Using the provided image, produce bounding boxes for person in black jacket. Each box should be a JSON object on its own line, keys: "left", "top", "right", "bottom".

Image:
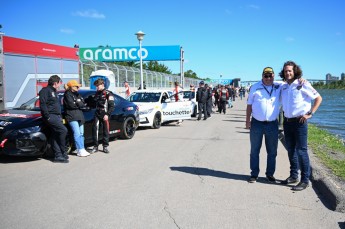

{"left": 63, "top": 80, "right": 90, "bottom": 157}
{"left": 196, "top": 81, "right": 208, "bottom": 121}
{"left": 90, "top": 78, "right": 115, "bottom": 154}
{"left": 39, "top": 75, "right": 68, "bottom": 163}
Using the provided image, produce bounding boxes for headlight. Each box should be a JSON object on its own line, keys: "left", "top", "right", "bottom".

{"left": 139, "top": 108, "right": 154, "bottom": 115}
{"left": 10, "top": 126, "right": 41, "bottom": 137}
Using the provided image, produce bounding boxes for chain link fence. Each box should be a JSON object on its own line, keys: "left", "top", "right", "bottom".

{"left": 80, "top": 60, "right": 199, "bottom": 92}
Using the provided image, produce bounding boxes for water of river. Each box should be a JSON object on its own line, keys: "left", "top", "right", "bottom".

{"left": 310, "top": 89, "right": 345, "bottom": 141}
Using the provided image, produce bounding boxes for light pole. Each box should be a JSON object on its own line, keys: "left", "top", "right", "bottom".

{"left": 135, "top": 31, "right": 145, "bottom": 90}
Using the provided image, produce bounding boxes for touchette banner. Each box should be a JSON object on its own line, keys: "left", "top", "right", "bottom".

{"left": 79, "top": 45, "right": 181, "bottom": 62}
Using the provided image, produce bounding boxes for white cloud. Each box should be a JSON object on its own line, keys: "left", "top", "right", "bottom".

{"left": 285, "top": 37, "right": 295, "bottom": 42}
{"left": 60, "top": 28, "right": 75, "bottom": 34}
{"left": 73, "top": 10, "right": 105, "bottom": 19}
{"left": 248, "top": 4, "right": 260, "bottom": 10}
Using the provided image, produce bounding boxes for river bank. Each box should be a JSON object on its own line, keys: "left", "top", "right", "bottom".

{"left": 309, "top": 89, "right": 345, "bottom": 142}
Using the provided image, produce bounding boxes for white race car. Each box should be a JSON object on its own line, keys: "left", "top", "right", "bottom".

{"left": 128, "top": 90, "right": 192, "bottom": 129}
{"left": 182, "top": 89, "right": 198, "bottom": 117}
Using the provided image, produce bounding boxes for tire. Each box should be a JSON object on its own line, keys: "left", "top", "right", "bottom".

{"left": 152, "top": 112, "right": 162, "bottom": 129}
{"left": 43, "top": 133, "right": 73, "bottom": 158}
{"left": 120, "top": 117, "right": 136, "bottom": 139}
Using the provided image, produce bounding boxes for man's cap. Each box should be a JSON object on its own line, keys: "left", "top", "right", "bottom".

{"left": 67, "top": 80, "right": 81, "bottom": 88}
{"left": 199, "top": 81, "right": 205, "bottom": 85}
{"left": 263, "top": 67, "right": 274, "bottom": 74}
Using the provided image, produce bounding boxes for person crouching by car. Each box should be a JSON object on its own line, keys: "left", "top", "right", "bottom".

{"left": 39, "top": 75, "right": 69, "bottom": 163}
{"left": 63, "top": 80, "right": 90, "bottom": 157}
{"left": 90, "top": 78, "right": 115, "bottom": 154}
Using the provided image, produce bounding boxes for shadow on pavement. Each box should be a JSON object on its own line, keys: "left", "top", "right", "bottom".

{"left": 223, "top": 119, "right": 245, "bottom": 122}
{"left": 0, "top": 155, "right": 41, "bottom": 164}
{"left": 170, "top": 166, "right": 248, "bottom": 181}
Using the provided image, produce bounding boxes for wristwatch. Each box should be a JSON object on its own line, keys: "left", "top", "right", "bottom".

{"left": 307, "top": 111, "right": 315, "bottom": 116}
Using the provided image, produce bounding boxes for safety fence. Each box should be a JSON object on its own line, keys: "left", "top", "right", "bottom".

{"left": 80, "top": 60, "right": 200, "bottom": 90}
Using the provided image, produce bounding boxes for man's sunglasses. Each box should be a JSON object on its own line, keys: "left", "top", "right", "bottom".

{"left": 263, "top": 74, "right": 273, "bottom": 79}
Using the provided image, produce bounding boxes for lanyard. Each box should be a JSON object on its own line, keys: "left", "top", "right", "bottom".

{"left": 262, "top": 84, "right": 274, "bottom": 97}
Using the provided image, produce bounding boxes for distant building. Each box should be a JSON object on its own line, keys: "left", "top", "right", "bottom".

{"left": 341, "top": 73, "right": 345, "bottom": 81}
{"left": 326, "top": 73, "right": 339, "bottom": 84}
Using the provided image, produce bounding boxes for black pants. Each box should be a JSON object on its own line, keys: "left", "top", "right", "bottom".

{"left": 46, "top": 114, "right": 68, "bottom": 158}
{"left": 198, "top": 102, "right": 208, "bottom": 120}
{"left": 207, "top": 99, "right": 213, "bottom": 117}
{"left": 219, "top": 101, "right": 227, "bottom": 114}
{"left": 92, "top": 116, "right": 110, "bottom": 147}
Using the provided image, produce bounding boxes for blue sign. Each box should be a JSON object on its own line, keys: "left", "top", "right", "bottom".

{"left": 80, "top": 45, "right": 181, "bottom": 61}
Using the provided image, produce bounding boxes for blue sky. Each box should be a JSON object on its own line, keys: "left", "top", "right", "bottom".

{"left": 2, "top": 0, "right": 345, "bottom": 81}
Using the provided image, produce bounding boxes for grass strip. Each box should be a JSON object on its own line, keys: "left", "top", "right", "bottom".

{"left": 308, "top": 124, "right": 345, "bottom": 179}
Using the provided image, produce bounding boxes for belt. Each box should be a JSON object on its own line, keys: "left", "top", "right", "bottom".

{"left": 284, "top": 116, "right": 302, "bottom": 122}
{"left": 253, "top": 118, "right": 276, "bottom": 123}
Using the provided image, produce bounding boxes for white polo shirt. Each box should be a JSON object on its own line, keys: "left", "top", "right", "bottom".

{"left": 247, "top": 81, "right": 283, "bottom": 121}
{"left": 281, "top": 79, "right": 319, "bottom": 118}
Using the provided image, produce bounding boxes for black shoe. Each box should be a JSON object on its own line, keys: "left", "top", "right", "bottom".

{"left": 90, "top": 146, "right": 98, "bottom": 154}
{"left": 53, "top": 157, "right": 69, "bottom": 163}
{"left": 281, "top": 177, "right": 299, "bottom": 185}
{"left": 203, "top": 118, "right": 207, "bottom": 120}
{"left": 197, "top": 118, "right": 201, "bottom": 121}
{"left": 63, "top": 154, "right": 69, "bottom": 160}
{"left": 248, "top": 176, "right": 257, "bottom": 183}
{"left": 266, "top": 175, "right": 277, "bottom": 183}
{"left": 291, "top": 182, "right": 309, "bottom": 191}
{"left": 103, "top": 147, "right": 110, "bottom": 154}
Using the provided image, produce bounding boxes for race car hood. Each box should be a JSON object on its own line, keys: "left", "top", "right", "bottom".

{"left": 0, "top": 109, "right": 42, "bottom": 130}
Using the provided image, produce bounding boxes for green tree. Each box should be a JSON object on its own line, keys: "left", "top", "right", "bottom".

{"left": 143, "top": 61, "right": 172, "bottom": 74}
{"left": 184, "top": 70, "right": 198, "bottom": 79}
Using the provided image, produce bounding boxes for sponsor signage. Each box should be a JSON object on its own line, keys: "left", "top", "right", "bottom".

{"left": 3, "top": 36, "right": 79, "bottom": 60}
{"left": 79, "top": 45, "right": 181, "bottom": 62}
{"left": 207, "top": 79, "right": 233, "bottom": 85}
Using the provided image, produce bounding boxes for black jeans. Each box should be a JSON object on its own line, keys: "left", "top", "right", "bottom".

{"left": 198, "top": 102, "right": 208, "bottom": 120}
{"left": 92, "top": 116, "right": 110, "bottom": 147}
{"left": 46, "top": 114, "right": 68, "bottom": 158}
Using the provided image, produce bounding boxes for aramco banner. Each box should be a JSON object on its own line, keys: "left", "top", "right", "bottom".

{"left": 79, "top": 45, "right": 181, "bottom": 62}
{"left": 207, "top": 79, "right": 233, "bottom": 85}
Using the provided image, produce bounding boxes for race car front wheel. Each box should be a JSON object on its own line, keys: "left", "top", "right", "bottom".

{"left": 121, "top": 117, "right": 136, "bottom": 139}
{"left": 152, "top": 112, "right": 162, "bottom": 129}
{"left": 43, "top": 134, "right": 73, "bottom": 158}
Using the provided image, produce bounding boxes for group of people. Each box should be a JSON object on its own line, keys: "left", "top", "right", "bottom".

{"left": 246, "top": 61, "right": 322, "bottom": 191}
{"left": 39, "top": 75, "right": 115, "bottom": 163}
{"left": 195, "top": 82, "right": 241, "bottom": 120}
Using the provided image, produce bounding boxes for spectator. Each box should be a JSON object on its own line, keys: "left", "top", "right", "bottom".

{"left": 39, "top": 75, "right": 68, "bottom": 163}
{"left": 124, "top": 81, "right": 131, "bottom": 98}
{"left": 279, "top": 61, "right": 322, "bottom": 191}
{"left": 196, "top": 81, "right": 208, "bottom": 120}
{"left": 246, "top": 67, "right": 281, "bottom": 183}
{"left": 63, "top": 80, "right": 90, "bottom": 157}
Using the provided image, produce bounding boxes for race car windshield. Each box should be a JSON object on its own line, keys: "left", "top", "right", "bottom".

{"left": 130, "top": 92, "right": 161, "bottom": 102}
{"left": 14, "top": 97, "right": 41, "bottom": 111}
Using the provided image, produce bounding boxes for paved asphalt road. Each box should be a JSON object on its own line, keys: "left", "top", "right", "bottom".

{"left": 1, "top": 98, "right": 344, "bottom": 229}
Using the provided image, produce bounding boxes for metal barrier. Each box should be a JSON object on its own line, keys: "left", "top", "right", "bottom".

{"left": 80, "top": 60, "right": 200, "bottom": 92}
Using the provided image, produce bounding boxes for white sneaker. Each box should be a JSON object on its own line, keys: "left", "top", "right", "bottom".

{"left": 77, "top": 149, "right": 90, "bottom": 157}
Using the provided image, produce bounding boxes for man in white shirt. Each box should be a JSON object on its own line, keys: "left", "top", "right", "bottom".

{"left": 246, "top": 67, "right": 282, "bottom": 183}
{"left": 279, "top": 61, "right": 322, "bottom": 191}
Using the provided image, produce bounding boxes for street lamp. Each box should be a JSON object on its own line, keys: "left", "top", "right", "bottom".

{"left": 135, "top": 30, "right": 145, "bottom": 90}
